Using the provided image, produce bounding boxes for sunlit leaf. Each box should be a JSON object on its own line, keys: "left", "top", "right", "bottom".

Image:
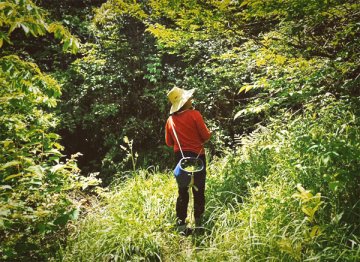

{"left": 4, "top": 173, "right": 22, "bottom": 181}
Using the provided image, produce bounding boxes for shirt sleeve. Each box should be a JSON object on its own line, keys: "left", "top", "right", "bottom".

{"left": 165, "top": 118, "right": 174, "bottom": 147}
{"left": 194, "top": 111, "right": 211, "bottom": 142}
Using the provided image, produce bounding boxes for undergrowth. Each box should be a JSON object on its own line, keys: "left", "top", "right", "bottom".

{"left": 61, "top": 97, "right": 360, "bottom": 261}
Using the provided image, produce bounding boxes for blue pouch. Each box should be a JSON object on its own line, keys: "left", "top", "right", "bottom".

{"left": 174, "top": 157, "right": 204, "bottom": 188}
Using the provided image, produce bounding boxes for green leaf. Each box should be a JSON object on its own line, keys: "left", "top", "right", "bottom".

{"left": 234, "top": 110, "right": 243, "bottom": 119}
{"left": 62, "top": 38, "right": 70, "bottom": 51}
{"left": 9, "top": 22, "right": 19, "bottom": 34}
{"left": 239, "top": 84, "right": 253, "bottom": 93}
{"left": 310, "top": 225, "right": 321, "bottom": 238}
{"left": 50, "top": 164, "right": 65, "bottom": 174}
{"left": 4, "top": 173, "right": 22, "bottom": 181}
{"left": 329, "top": 181, "right": 340, "bottom": 191}
{"left": 0, "top": 209, "right": 11, "bottom": 217}
{"left": 26, "top": 165, "right": 44, "bottom": 177}
{"left": 20, "top": 23, "right": 29, "bottom": 34}
{"left": 54, "top": 213, "right": 70, "bottom": 227}
{"left": 0, "top": 160, "right": 21, "bottom": 171}
{"left": 0, "top": 185, "right": 12, "bottom": 190}
{"left": 69, "top": 208, "right": 79, "bottom": 220}
{"left": 29, "top": 180, "right": 42, "bottom": 186}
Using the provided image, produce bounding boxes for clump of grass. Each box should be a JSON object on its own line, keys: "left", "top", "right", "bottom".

{"left": 199, "top": 97, "right": 360, "bottom": 261}
{"left": 61, "top": 171, "right": 198, "bottom": 261}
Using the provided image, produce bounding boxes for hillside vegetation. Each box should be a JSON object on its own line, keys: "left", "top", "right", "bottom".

{"left": 63, "top": 98, "right": 360, "bottom": 261}
{"left": 1, "top": 0, "right": 359, "bottom": 261}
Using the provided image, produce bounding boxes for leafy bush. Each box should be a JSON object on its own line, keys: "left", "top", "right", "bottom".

{"left": 0, "top": 1, "right": 97, "bottom": 260}
{"left": 0, "top": 54, "right": 99, "bottom": 261}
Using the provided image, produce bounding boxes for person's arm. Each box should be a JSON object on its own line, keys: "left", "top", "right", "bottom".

{"left": 165, "top": 118, "right": 174, "bottom": 147}
{"left": 194, "top": 111, "right": 211, "bottom": 143}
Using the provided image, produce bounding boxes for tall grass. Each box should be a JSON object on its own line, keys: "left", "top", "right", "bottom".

{"left": 61, "top": 170, "right": 200, "bottom": 261}
{"left": 62, "top": 97, "right": 360, "bottom": 261}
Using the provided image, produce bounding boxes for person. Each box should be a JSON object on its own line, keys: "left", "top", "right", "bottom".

{"left": 165, "top": 87, "right": 211, "bottom": 234}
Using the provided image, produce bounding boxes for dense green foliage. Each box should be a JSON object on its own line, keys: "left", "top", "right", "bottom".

{"left": 0, "top": 0, "right": 98, "bottom": 260}
{"left": 57, "top": 16, "right": 168, "bottom": 180}
{"left": 60, "top": 0, "right": 359, "bottom": 260}
{"left": 1, "top": 0, "right": 359, "bottom": 260}
{"left": 63, "top": 98, "right": 360, "bottom": 260}
{"left": 58, "top": 0, "right": 359, "bottom": 182}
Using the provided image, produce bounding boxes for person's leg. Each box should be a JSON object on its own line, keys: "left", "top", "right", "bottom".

{"left": 192, "top": 154, "right": 206, "bottom": 226}
{"left": 175, "top": 151, "right": 189, "bottom": 225}
{"left": 174, "top": 151, "right": 206, "bottom": 227}
{"left": 176, "top": 187, "right": 189, "bottom": 225}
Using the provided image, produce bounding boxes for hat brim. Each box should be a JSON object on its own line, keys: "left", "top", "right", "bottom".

{"left": 169, "top": 88, "right": 195, "bottom": 114}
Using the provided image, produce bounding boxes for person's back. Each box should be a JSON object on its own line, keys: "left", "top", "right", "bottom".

{"left": 165, "top": 87, "right": 211, "bottom": 235}
{"left": 165, "top": 109, "right": 210, "bottom": 155}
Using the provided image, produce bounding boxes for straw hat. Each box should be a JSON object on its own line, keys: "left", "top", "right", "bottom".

{"left": 167, "top": 87, "right": 195, "bottom": 114}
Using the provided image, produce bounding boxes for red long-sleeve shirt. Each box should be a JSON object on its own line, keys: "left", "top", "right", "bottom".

{"left": 165, "top": 109, "right": 211, "bottom": 155}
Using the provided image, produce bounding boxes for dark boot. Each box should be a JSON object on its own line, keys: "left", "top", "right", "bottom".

{"left": 195, "top": 216, "right": 202, "bottom": 227}
{"left": 194, "top": 216, "right": 204, "bottom": 235}
{"left": 175, "top": 220, "right": 192, "bottom": 236}
{"left": 177, "top": 223, "right": 186, "bottom": 233}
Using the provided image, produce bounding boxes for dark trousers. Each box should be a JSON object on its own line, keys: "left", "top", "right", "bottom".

{"left": 175, "top": 151, "right": 206, "bottom": 224}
